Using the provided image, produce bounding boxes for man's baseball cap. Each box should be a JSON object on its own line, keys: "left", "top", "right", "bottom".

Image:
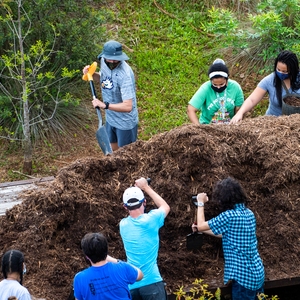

{"left": 123, "top": 187, "right": 145, "bottom": 210}
{"left": 97, "top": 40, "right": 129, "bottom": 61}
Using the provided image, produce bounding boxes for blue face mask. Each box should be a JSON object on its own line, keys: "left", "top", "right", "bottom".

{"left": 276, "top": 70, "right": 289, "bottom": 80}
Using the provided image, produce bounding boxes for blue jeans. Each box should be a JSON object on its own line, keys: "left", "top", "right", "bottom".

{"left": 130, "top": 281, "right": 167, "bottom": 300}
{"left": 231, "top": 280, "right": 264, "bottom": 300}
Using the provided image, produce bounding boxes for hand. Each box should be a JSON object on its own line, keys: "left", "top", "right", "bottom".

{"left": 197, "top": 193, "right": 208, "bottom": 203}
{"left": 92, "top": 98, "right": 105, "bottom": 109}
{"left": 135, "top": 177, "right": 149, "bottom": 190}
{"left": 83, "top": 65, "right": 90, "bottom": 75}
{"left": 192, "top": 223, "right": 198, "bottom": 232}
{"left": 230, "top": 113, "right": 243, "bottom": 124}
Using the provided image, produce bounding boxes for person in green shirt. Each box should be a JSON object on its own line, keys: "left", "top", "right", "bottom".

{"left": 187, "top": 59, "right": 244, "bottom": 124}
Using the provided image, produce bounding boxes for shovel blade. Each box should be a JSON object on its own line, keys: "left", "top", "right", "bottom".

{"left": 96, "top": 126, "right": 112, "bottom": 155}
{"left": 186, "top": 232, "right": 203, "bottom": 250}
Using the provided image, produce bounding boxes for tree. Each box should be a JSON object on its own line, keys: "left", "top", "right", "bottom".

{"left": 0, "top": 0, "right": 78, "bottom": 174}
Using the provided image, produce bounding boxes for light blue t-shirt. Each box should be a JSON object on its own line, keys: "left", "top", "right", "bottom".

{"left": 120, "top": 209, "right": 165, "bottom": 290}
{"left": 73, "top": 261, "right": 138, "bottom": 300}
{"left": 100, "top": 58, "right": 138, "bottom": 130}
{"left": 258, "top": 72, "right": 300, "bottom": 116}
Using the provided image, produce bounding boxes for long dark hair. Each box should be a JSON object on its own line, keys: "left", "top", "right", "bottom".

{"left": 273, "top": 50, "right": 300, "bottom": 106}
{"left": 212, "top": 177, "right": 248, "bottom": 212}
{"left": 1, "top": 249, "right": 25, "bottom": 285}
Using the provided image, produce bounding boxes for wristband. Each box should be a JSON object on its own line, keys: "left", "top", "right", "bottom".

{"left": 195, "top": 202, "right": 204, "bottom": 207}
{"left": 104, "top": 102, "right": 110, "bottom": 109}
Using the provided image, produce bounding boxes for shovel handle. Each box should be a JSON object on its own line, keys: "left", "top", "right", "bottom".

{"left": 96, "top": 107, "right": 103, "bottom": 127}
{"left": 89, "top": 80, "right": 97, "bottom": 99}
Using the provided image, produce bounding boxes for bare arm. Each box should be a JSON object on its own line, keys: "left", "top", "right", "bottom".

{"left": 230, "top": 87, "right": 267, "bottom": 124}
{"left": 187, "top": 104, "right": 200, "bottom": 125}
{"left": 135, "top": 267, "right": 144, "bottom": 281}
{"left": 135, "top": 177, "right": 170, "bottom": 217}
{"left": 191, "top": 193, "right": 222, "bottom": 238}
{"left": 92, "top": 98, "right": 133, "bottom": 112}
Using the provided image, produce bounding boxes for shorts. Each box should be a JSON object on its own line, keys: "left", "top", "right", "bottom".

{"left": 130, "top": 281, "right": 167, "bottom": 300}
{"left": 105, "top": 122, "right": 138, "bottom": 147}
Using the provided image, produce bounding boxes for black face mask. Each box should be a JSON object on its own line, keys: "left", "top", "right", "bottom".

{"left": 211, "top": 84, "right": 227, "bottom": 93}
{"left": 104, "top": 59, "right": 120, "bottom": 70}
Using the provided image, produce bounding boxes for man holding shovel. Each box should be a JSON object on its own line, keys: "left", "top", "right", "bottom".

{"left": 120, "top": 177, "right": 170, "bottom": 300}
{"left": 83, "top": 40, "right": 138, "bottom": 151}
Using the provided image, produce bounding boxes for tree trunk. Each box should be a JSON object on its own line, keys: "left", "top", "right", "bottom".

{"left": 23, "top": 99, "right": 32, "bottom": 175}
{"left": 18, "top": 0, "right": 32, "bottom": 175}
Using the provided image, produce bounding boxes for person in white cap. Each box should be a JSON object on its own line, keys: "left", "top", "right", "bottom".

{"left": 187, "top": 58, "right": 244, "bottom": 124}
{"left": 119, "top": 177, "right": 170, "bottom": 300}
{"left": 83, "top": 40, "right": 138, "bottom": 151}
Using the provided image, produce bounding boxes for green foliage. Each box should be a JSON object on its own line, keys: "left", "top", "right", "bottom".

{"left": 198, "top": 0, "right": 300, "bottom": 72}
{"left": 200, "top": 6, "right": 238, "bottom": 36}
{"left": 174, "top": 278, "right": 279, "bottom": 300}
{"left": 258, "top": 293, "right": 280, "bottom": 300}
{"left": 0, "top": 0, "right": 107, "bottom": 144}
{"left": 248, "top": 0, "right": 300, "bottom": 61}
{"left": 174, "top": 279, "right": 221, "bottom": 300}
{"left": 0, "top": 0, "right": 108, "bottom": 70}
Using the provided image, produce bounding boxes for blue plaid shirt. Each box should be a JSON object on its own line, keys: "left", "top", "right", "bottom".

{"left": 208, "top": 203, "right": 265, "bottom": 290}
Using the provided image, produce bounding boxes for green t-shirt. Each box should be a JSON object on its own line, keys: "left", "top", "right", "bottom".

{"left": 189, "top": 79, "right": 244, "bottom": 124}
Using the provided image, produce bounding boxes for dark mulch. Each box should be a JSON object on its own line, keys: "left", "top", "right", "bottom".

{"left": 1, "top": 114, "right": 300, "bottom": 299}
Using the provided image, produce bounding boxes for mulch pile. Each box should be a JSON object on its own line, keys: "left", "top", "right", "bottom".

{"left": 1, "top": 114, "right": 300, "bottom": 299}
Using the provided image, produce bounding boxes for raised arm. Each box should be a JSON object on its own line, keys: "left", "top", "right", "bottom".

{"left": 135, "top": 177, "right": 170, "bottom": 217}
{"left": 191, "top": 193, "right": 222, "bottom": 238}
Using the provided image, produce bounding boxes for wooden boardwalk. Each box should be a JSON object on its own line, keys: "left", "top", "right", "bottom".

{"left": 0, "top": 176, "right": 54, "bottom": 216}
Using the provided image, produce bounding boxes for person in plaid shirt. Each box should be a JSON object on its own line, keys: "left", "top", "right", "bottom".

{"left": 192, "top": 177, "right": 265, "bottom": 300}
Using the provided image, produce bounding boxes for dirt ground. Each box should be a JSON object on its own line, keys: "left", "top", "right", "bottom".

{"left": 1, "top": 114, "right": 300, "bottom": 299}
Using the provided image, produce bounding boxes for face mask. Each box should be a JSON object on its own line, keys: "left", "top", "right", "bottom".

{"left": 23, "top": 263, "right": 26, "bottom": 275}
{"left": 276, "top": 70, "right": 289, "bottom": 80}
{"left": 211, "top": 84, "right": 227, "bottom": 93}
{"left": 104, "top": 59, "right": 120, "bottom": 70}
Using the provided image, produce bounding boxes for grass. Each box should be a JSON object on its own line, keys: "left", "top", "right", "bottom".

{"left": 103, "top": 0, "right": 268, "bottom": 140}
{"left": 1, "top": 0, "right": 269, "bottom": 181}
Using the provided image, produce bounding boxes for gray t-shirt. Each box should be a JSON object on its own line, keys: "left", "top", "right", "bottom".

{"left": 100, "top": 58, "right": 138, "bottom": 130}
{"left": 258, "top": 72, "right": 300, "bottom": 116}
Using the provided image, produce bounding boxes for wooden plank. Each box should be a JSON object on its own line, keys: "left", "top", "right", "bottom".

{"left": 0, "top": 183, "right": 37, "bottom": 216}
{"left": 0, "top": 176, "right": 54, "bottom": 216}
{"left": 265, "top": 277, "right": 300, "bottom": 289}
{"left": 0, "top": 176, "right": 54, "bottom": 188}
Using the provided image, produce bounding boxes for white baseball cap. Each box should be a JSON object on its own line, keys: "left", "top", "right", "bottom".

{"left": 123, "top": 187, "right": 145, "bottom": 210}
